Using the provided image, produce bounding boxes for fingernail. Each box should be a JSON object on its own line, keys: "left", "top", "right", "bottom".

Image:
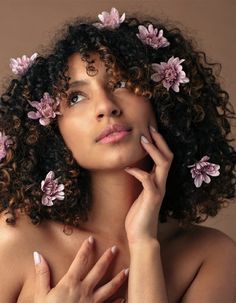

{"left": 33, "top": 251, "right": 41, "bottom": 265}
{"left": 124, "top": 267, "right": 129, "bottom": 276}
{"left": 88, "top": 235, "right": 94, "bottom": 244}
{"left": 141, "top": 135, "right": 149, "bottom": 143}
{"left": 111, "top": 245, "right": 117, "bottom": 254}
{"left": 149, "top": 125, "right": 157, "bottom": 132}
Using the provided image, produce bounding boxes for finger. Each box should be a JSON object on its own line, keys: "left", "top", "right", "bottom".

{"left": 124, "top": 168, "right": 160, "bottom": 202}
{"left": 149, "top": 125, "right": 174, "bottom": 158}
{"left": 63, "top": 236, "right": 94, "bottom": 284}
{"left": 94, "top": 268, "right": 129, "bottom": 302}
{"left": 125, "top": 165, "right": 168, "bottom": 199}
{"left": 140, "top": 134, "right": 173, "bottom": 188}
{"left": 140, "top": 134, "right": 166, "bottom": 167}
{"left": 33, "top": 251, "right": 51, "bottom": 299}
{"left": 84, "top": 246, "right": 118, "bottom": 290}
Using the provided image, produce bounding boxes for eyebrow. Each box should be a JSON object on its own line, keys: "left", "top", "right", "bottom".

{"left": 68, "top": 80, "right": 90, "bottom": 89}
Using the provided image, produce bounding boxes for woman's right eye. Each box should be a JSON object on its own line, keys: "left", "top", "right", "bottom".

{"left": 67, "top": 91, "right": 86, "bottom": 105}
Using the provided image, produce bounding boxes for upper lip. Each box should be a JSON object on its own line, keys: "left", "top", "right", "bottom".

{"left": 96, "top": 123, "right": 132, "bottom": 142}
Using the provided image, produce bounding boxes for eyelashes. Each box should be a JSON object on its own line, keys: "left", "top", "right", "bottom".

{"left": 67, "top": 80, "right": 127, "bottom": 106}
{"left": 113, "top": 80, "right": 126, "bottom": 89}
{"left": 67, "top": 91, "right": 86, "bottom": 105}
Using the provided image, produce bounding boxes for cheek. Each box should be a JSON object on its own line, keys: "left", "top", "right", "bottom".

{"left": 133, "top": 99, "right": 157, "bottom": 126}
{"left": 58, "top": 115, "right": 89, "bottom": 154}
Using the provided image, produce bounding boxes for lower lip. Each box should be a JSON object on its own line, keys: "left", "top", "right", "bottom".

{"left": 98, "top": 131, "right": 131, "bottom": 144}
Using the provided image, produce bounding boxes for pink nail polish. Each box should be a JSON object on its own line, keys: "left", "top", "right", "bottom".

{"left": 88, "top": 235, "right": 94, "bottom": 244}
{"left": 141, "top": 135, "right": 149, "bottom": 143}
{"left": 149, "top": 125, "right": 157, "bottom": 132}
{"left": 111, "top": 245, "right": 117, "bottom": 254}
{"left": 33, "top": 251, "right": 41, "bottom": 265}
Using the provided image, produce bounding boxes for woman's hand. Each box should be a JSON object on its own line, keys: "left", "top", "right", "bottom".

{"left": 124, "top": 125, "right": 174, "bottom": 245}
{"left": 33, "top": 236, "right": 128, "bottom": 303}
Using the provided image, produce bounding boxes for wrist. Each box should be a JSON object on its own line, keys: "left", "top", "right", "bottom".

{"left": 128, "top": 237, "right": 160, "bottom": 253}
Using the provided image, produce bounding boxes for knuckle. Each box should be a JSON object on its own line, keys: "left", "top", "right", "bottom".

{"left": 142, "top": 172, "right": 151, "bottom": 181}
{"left": 65, "top": 273, "right": 79, "bottom": 287}
{"left": 81, "top": 280, "right": 92, "bottom": 296}
{"left": 36, "top": 267, "right": 48, "bottom": 276}
{"left": 78, "top": 251, "right": 89, "bottom": 265}
{"left": 162, "top": 158, "right": 171, "bottom": 167}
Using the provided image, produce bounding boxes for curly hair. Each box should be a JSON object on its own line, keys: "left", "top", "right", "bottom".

{"left": 0, "top": 13, "right": 235, "bottom": 231}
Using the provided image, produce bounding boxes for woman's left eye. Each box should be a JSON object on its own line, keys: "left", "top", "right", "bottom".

{"left": 67, "top": 91, "right": 86, "bottom": 105}
{"left": 114, "top": 81, "right": 126, "bottom": 89}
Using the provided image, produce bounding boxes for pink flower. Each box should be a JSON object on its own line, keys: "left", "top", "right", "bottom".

{"left": 151, "top": 56, "right": 189, "bottom": 92}
{"left": 187, "top": 155, "right": 220, "bottom": 188}
{"left": 9, "top": 53, "right": 38, "bottom": 75}
{"left": 136, "top": 24, "right": 170, "bottom": 49}
{"left": 27, "top": 92, "right": 62, "bottom": 126}
{"left": 0, "top": 131, "right": 13, "bottom": 162}
{"left": 93, "top": 7, "right": 125, "bottom": 29}
{"left": 41, "top": 171, "right": 65, "bottom": 206}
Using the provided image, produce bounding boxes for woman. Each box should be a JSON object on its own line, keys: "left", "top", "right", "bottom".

{"left": 0, "top": 7, "right": 236, "bottom": 303}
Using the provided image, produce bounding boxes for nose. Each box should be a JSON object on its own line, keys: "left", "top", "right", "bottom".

{"left": 95, "top": 90, "right": 122, "bottom": 120}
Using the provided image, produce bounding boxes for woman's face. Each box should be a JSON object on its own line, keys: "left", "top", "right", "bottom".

{"left": 57, "top": 52, "right": 158, "bottom": 171}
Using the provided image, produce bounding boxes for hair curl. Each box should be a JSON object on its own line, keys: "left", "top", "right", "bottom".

{"left": 0, "top": 13, "right": 236, "bottom": 231}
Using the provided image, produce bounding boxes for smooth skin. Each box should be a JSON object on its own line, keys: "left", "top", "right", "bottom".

{"left": 34, "top": 236, "right": 128, "bottom": 303}
{"left": 33, "top": 125, "right": 173, "bottom": 302}
{"left": 32, "top": 124, "right": 236, "bottom": 303}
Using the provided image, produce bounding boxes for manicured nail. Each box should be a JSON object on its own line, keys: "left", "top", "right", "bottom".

{"left": 88, "top": 235, "right": 94, "bottom": 244}
{"left": 149, "top": 125, "right": 157, "bottom": 132}
{"left": 111, "top": 245, "right": 117, "bottom": 254}
{"left": 33, "top": 251, "right": 41, "bottom": 265}
{"left": 124, "top": 267, "right": 129, "bottom": 276}
{"left": 141, "top": 135, "right": 149, "bottom": 143}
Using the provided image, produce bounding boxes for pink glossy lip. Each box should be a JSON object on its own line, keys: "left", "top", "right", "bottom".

{"left": 98, "top": 130, "right": 131, "bottom": 144}
{"left": 96, "top": 123, "right": 132, "bottom": 142}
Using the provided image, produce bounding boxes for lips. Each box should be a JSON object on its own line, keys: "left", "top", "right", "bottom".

{"left": 96, "top": 123, "right": 132, "bottom": 142}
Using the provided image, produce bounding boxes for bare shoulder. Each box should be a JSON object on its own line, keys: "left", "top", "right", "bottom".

{"left": 189, "top": 224, "right": 236, "bottom": 254}
{"left": 179, "top": 224, "right": 236, "bottom": 303}
{"left": 0, "top": 211, "right": 31, "bottom": 302}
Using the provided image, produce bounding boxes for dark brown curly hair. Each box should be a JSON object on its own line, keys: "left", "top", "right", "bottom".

{"left": 0, "top": 12, "right": 235, "bottom": 231}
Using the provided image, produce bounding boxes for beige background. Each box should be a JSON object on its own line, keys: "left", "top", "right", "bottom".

{"left": 0, "top": 0, "right": 235, "bottom": 240}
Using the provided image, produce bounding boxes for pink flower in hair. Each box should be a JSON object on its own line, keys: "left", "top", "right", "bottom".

{"left": 9, "top": 53, "right": 38, "bottom": 75}
{"left": 187, "top": 155, "right": 220, "bottom": 188}
{"left": 0, "top": 131, "right": 13, "bottom": 162}
{"left": 27, "top": 92, "right": 62, "bottom": 126}
{"left": 151, "top": 56, "right": 189, "bottom": 92}
{"left": 41, "top": 171, "right": 65, "bottom": 206}
{"left": 93, "top": 7, "right": 125, "bottom": 29}
{"left": 136, "top": 24, "right": 170, "bottom": 49}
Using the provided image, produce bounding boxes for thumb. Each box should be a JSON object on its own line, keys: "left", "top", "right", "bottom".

{"left": 33, "top": 251, "right": 51, "bottom": 298}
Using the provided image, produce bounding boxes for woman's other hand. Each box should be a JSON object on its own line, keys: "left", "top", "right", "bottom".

{"left": 124, "top": 125, "right": 174, "bottom": 245}
{"left": 33, "top": 236, "right": 128, "bottom": 303}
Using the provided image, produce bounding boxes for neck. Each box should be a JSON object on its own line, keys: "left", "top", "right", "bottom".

{"left": 78, "top": 155, "right": 180, "bottom": 245}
